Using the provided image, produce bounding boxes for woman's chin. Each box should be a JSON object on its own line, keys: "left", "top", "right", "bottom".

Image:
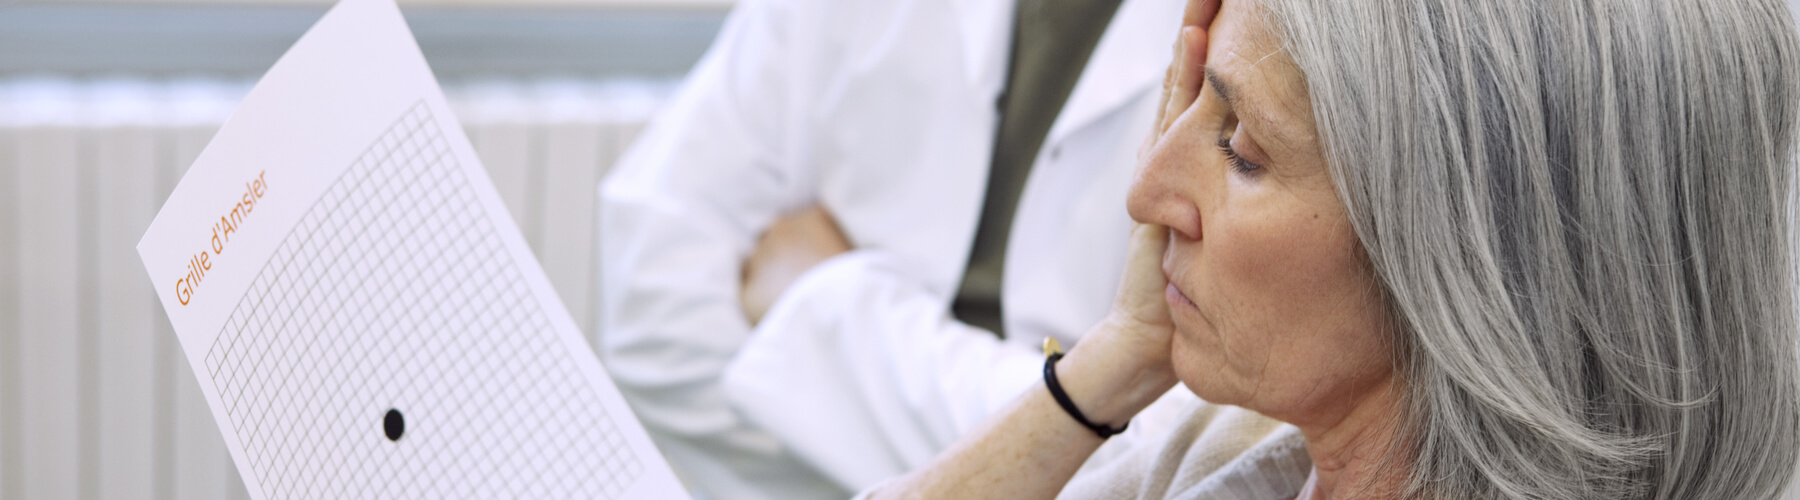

{"left": 1168, "top": 330, "right": 1241, "bottom": 406}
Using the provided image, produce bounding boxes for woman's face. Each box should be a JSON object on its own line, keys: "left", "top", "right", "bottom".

{"left": 1127, "top": 0, "right": 1395, "bottom": 428}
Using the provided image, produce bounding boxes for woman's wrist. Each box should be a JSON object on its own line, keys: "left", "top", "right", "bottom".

{"left": 1052, "top": 317, "right": 1179, "bottom": 428}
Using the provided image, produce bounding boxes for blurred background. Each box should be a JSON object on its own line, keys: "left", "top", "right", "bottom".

{"left": 8, "top": 1, "right": 1800, "bottom": 500}
{"left": 1, "top": 0, "right": 726, "bottom": 498}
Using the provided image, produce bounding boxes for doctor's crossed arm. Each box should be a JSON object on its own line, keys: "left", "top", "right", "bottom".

{"left": 596, "top": 0, "right": 858, "bottom": 496}
{"left": 740, "top": 206, "right": 850, "bottom": 325}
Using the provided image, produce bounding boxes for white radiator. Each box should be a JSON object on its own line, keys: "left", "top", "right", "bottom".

{"left": 0, "top": 76, "right": 666, "bottom": 500}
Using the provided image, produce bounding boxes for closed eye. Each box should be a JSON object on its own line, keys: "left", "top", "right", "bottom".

{"left": 1217, "top": 136, "right": 1261, "bottom": 175}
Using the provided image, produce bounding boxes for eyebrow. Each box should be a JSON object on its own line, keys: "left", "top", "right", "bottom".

{"left": 1205, "top": 66, "right": 1240, "bottom": 110}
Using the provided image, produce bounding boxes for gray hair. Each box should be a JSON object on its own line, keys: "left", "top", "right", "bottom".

{"left": 1259, "top": 0, "right": 1800, "bottom": 497}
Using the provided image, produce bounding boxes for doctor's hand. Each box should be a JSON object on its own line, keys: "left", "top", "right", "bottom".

{"left": 740, "top": 205, "right": 851, "bottom": 326}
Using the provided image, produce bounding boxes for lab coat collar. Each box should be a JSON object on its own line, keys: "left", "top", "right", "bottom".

{"left": 947, "top": 0, "right": 1016, "bottom": 97}
{"left": 1047, "top": 0, "right": 1184, "bottom": 144}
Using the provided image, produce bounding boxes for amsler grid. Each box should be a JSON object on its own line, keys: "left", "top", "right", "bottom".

{"left": 202, "top": 102, "right": 644, "bottom": 499}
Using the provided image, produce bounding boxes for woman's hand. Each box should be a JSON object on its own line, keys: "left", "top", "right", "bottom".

{"left": 1142, "top": 0, "right": 1219, "bottom": 160}
{"left": 1109, "top": 223, "right": 1176, "bottom": 347}
{"left": 1053, "top": 223, "right": 1178, "bottom": 427}
{"left": 740, "top": 206, "right": 851, "bottom": 325}
{"left": 1058, "top": 0, "right": 1220, "bottom": 430}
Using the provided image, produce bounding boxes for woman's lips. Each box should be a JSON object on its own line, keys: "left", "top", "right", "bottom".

{"left": 1165, "top": 281, "right": 1198, "bottom": 311}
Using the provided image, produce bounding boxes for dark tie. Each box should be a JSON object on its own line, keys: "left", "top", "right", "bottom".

{"left": 952, "top": 0, "right": 1126, "bottom": 337}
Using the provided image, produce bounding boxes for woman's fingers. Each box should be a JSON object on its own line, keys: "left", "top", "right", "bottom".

{"left": 1153, "top": 0, "right": 1221, "bottom": 137}
{"left": 1146, "top": 1, "right": 1221, "bottom": 158}
{"left": 1183, "top": 0, "right": 1222, "bottom": 34}
{"left": 1114, "top": 223, "right": 1172, "bottom": 333}
{"left": 1158, "top": 27, "right": 1207, "bottom": 135}
{"left": 1154, "top": 28, "right": 1187, "bottom": 135}
{"left": 1143, "top": 56, "right": 1178, "bottom": 160}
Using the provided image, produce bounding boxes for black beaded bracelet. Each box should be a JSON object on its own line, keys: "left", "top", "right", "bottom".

{"left": 1042, "top": 351, "right": 1129, "bottom": 439}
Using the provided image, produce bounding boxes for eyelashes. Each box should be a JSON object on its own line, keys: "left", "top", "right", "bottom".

{"left": 1215, "top": 136, "right": 1262, "bottom": 175}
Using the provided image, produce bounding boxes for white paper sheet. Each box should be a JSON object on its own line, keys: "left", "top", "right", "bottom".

{"left": 134, "top": 0, "right": 690, "bottom": 498}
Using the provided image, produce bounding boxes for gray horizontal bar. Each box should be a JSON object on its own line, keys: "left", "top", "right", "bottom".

{"left": 0, "top": 3, "right": 727, "bottom": 79}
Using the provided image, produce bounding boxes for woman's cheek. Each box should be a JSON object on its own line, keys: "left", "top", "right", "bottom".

{"left": 1171, "top": 222, "right": 1277, "bottom": 401}
{"left": 1209, "top": 214, "right": 1294, "bottom": 329}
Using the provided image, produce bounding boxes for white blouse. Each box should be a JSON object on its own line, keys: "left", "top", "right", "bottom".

{"left": 854, "top": 395, "right": 1312, "bottom": 500}
{"left": 1056, "top": 400, "right": 1310, "bottom": 500}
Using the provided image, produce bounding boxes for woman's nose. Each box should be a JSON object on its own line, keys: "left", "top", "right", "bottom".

{"left": 1126, "top": 152, "right": 1203, "bottom": 240}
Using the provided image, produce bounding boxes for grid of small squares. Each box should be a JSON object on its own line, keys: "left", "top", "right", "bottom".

{"left": 202, "top": 102, "right": 644, "bottom": 499}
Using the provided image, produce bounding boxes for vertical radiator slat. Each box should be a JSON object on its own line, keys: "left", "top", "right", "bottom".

{"left": 150, "top": 126, "right": 182, "bottom": 500}
{"left": 16, "top": 127, "right": 83, "bottom": 500}
{"left": 468, "top": 124, "right": 540, "bottom": 252}
{"left": 78, "top": 128, "right": 100, "bottom": 500}
{"left": 540, "top": 122, "right": 605, "bottom": 335}
{"left": 1, "top": 126, "right": 19, "bottom": 500}
{"left": 165, "top": 124, "right": 244, "bottom": 500}
{"left": 94, "top": 126, "right": 161, "bottom": 500}
{"left": 588, "top": 122, "right": 646, "bottom": 344}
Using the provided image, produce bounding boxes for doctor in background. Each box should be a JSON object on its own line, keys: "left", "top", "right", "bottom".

{"left": 598, "top": 0, "right": 1193, "bottom": 498}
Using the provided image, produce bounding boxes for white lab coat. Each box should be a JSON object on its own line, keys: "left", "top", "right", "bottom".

{"left": 597, "top": 0, "right": 1183, "bottom": 497}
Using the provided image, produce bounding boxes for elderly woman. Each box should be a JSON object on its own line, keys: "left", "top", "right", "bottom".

{"left": 871, "top": 0, "right": 1800, "bottom": 498}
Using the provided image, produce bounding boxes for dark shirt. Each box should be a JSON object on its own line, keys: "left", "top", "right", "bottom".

{"left": 951, "top": 0, "right": 1127, "bottom": 337}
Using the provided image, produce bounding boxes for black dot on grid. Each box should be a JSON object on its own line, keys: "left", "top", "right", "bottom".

{"left": 201, "top": 101, "right": 644, "bottom": 499}
{"left": 384, "top": 408, "right": 405, "bottom": 441}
